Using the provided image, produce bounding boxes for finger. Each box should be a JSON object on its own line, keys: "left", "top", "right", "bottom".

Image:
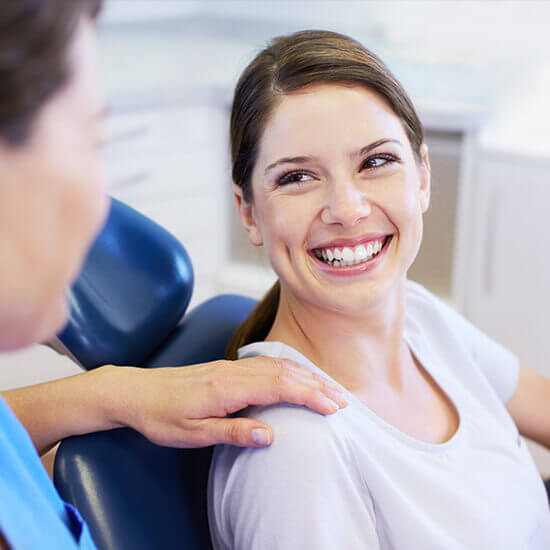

{"left": 225, "top": 375, "right": 346, "bottom": 416}
{"left": 270, "top": 384, "right": 344, "bottom": 415}
{"left": 263, "top": 358, "right": 349, "bottom": 409}
{"left": 237, "top": 356, "right": 348, "bottom": 406}
{"left": 242, "top": 356, "right": 346, "bottom": 393}
{"left": 199, "top": 418, "right": 274, "bottom": 447}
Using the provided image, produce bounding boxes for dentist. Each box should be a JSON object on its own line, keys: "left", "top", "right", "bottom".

{"left": 0, "top": 2, "right": 346, "bottom": 548}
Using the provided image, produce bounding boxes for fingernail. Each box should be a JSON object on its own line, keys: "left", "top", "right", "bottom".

{"left": 327, "top": 399, "right": 340, "bottom": 412}
{"left": 252, "top": 428, "right": 271, "bottom": 446}
{"left": 330, "top": 391, "right": 348, "bottom": 408}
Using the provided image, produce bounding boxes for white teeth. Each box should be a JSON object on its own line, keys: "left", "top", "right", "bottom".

{"left": 341, "top": 247, "right": 354, "bottom": 264}
{"left": 314, "top": 237, "right": 387, "bottom": 268}
{"left": 355, "top": 244, "right": 367, "bottom": 263}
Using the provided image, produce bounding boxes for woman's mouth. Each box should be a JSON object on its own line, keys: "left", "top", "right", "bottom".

{"left": 311, "top": 235, "right": 392, "bottom": 268}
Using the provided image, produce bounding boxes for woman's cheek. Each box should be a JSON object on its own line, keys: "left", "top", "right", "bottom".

{"left": 272, "top": 199, "right": 309, "bottom": 249}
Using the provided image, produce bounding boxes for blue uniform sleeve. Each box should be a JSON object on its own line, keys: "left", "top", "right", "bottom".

{"left": 208, "top": 404, "right": 380, "bottom": 550}
{"left": 0, "top": 396, "right": 97, "bottom": 549}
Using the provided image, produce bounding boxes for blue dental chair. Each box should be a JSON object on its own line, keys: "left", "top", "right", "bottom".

{"left": 52, "top": 198, "right": 256, "bottom": 550}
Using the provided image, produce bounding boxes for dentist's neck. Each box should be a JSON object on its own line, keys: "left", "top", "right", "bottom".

{"left": 265, "top": 277, "right": 410, "bottom": 391}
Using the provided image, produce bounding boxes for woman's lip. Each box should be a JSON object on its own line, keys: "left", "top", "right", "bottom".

{"left": 309, "top": 233, "right": 392, "bottom": 251}
{"left": 308, "top": 235, "right": 393, "bottom": 276}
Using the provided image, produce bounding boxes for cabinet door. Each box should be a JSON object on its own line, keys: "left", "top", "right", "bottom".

{"left": 465, "top": 152, "right": 550, "bottom": 374}
{"left": 464, "top": 152, "right": 550, "bottom": 476}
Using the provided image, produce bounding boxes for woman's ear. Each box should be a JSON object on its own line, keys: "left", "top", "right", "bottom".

{"left": 233, "top": 184, "right": 263, "bottom": 246}
{"left": 418, "top": 143, "right": 431, "bottom": 213}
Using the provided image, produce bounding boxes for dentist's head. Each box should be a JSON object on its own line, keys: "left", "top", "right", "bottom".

{"left": 0, "top": 0, "right": 107, "bottom": 351}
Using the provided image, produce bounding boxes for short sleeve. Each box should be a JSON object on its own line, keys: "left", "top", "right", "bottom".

{"left": 208, "top": 403, "right": 380, "bottom": 550}
{"left": 407, "top": 281, "right": 520, "bottom": 403}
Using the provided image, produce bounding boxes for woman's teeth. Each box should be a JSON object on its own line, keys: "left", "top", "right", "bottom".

{"left": 313, "top": 238, "right": 386, "bottom": 267}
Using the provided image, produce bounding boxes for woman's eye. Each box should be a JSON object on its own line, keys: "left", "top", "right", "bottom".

{"left": 277, "top": 171, "right": 314, "bottom": 186}
{"left": 360, "top": 154, "right": 398, "bottom": 171}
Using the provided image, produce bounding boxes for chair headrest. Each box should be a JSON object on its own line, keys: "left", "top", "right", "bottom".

{"left": 57, "top": 198, "right": 194, "bottom": 369}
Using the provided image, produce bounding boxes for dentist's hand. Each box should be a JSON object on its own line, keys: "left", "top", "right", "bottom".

{"left": 115, "top": 357, "right": 348, "bottom": 448}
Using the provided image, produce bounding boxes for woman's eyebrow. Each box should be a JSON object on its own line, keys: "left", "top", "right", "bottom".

{"left": 265, "top": 155, "right": 315, "bottom": 174}
{"left": 356, "top": 138, "right": 403, "bottom": 157}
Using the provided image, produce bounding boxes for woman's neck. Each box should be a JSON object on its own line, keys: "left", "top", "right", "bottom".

{"left": 265, "top": 277, "right": 411, "bottom": 393}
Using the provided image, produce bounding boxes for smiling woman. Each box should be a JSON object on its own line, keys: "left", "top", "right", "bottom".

{"left": 225, "top": 31, "right": 429, "bottom": 359}
{"left": 209, "top": 30, "right": 550, "bottom": 550}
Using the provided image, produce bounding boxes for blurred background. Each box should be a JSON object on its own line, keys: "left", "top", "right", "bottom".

{"left": 1, "top": 0, "right": 550, "bottom": 470}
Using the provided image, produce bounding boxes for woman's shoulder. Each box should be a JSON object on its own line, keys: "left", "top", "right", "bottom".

{"left": 234, "top": 341, "right": 354, "bottom": 454}
{"left": 209, "top": 403, "right": 362, "bottom": 521}
{"left": 208, "top": 406, "right": 375, "bottom": 550}
{"left": 210, "top": 401, "right": 354, "bottom": 495}
{"left": 235, "top": 401, "right": 348, "bottom": 458}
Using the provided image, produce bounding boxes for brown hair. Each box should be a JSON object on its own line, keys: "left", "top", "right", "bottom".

{"left": 0, "top": 0, "right": 103, "bottom": 146}
{"left": 226, "top": 30, "right": 424, "bottom": 359}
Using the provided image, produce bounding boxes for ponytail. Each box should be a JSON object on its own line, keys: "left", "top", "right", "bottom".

{"left": 225, "top": 281, "right": 280, "bottom": 360}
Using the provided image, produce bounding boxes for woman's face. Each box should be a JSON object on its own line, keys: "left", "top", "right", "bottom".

{"left": 235, "top": 83, "right": 430, "bottom": 316}
{"left": 0, "top": 17, "right": 108, "bottom": 350}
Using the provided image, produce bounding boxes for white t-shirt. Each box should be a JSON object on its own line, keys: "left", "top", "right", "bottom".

{"left": 208, "top": 281, "right": 550, "bottom": 549}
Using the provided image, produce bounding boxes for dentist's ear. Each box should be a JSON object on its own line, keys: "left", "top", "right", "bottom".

{"left": 418, "top": 143, "right": 431, "bottom": 213}
{"left": 233, "top": 184, "right": 263, "bottom": 246}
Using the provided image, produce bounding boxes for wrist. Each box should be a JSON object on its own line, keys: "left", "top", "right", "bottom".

{"left": 87, "top": 364, "right": 129, "bottom": 430}
{"left": 91, "top": 364, "right": 143, "bottom": 431}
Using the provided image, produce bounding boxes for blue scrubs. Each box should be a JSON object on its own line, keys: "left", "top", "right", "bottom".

{"left": 0, "top": 396, "right": 96, "bottom": 549}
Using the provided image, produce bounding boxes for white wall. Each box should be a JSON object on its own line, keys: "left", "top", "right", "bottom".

{"left": 102, "top": 1, "right": 550, "bottom": 66}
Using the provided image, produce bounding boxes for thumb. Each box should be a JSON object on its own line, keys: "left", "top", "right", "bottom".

{"left": 206, "top": 418, "right": 274, "bottom": 447}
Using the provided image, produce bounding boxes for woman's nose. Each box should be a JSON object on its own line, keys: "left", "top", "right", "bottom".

{"left": 320, "top": 179, "right": 372, "bottom": 227}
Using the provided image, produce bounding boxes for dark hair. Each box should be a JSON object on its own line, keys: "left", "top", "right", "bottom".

{"left": 0, "top": 0, "right": 103, "bottom": 146}
{"left": 226, "top": 30, "right": 424, "bottom": 360}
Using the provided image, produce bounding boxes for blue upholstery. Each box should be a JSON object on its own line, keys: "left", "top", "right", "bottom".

{"left": 58, "top": 197, "right": 194, "bottom": 369}
{"left": 53, "top": 198, "right": 257, "bottom": 550}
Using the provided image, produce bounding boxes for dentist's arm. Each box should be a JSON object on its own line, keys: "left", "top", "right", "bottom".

{"left": 1, "top": 357, "right": 347, "bottom": 455}
{"left": 506, "top": 364, "right": 550, "bottom": 448}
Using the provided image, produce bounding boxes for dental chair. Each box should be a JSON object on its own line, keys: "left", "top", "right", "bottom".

{"left": 52, "top": 198, "right": 256, "bottom": 550}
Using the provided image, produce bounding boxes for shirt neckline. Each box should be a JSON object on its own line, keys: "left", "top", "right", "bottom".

{"left": 238, "top": 335, "right": 464, "bottom": 453}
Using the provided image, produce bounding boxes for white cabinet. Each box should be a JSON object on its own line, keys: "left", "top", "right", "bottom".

{"left": 462, "top": 152, "right": 550, "bottom": 372}
{"left": 457, "top": 150, "right": 550, "bottom": 474}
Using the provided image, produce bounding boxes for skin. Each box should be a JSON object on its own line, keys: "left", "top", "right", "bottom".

{"left": 234, "top": 82, "right": 550, "bottom": 447}
{"left": 0, "top": 18, "right": 108, "bottom": 352}
{"left": 0, "top": 18, "right": 348, "bottom": 466}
